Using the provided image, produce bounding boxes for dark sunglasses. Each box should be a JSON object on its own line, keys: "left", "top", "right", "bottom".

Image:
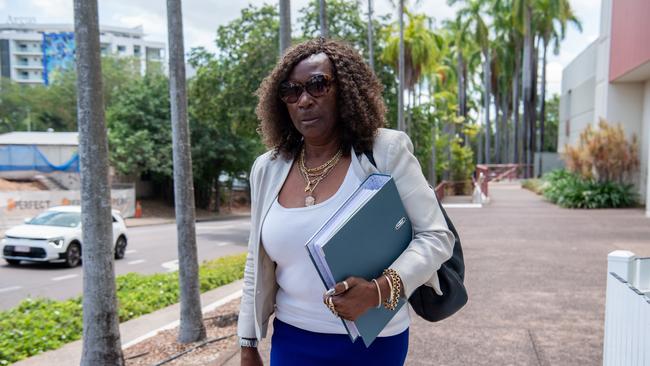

{"left": 278, "top": 74, "right": 334, "bottom": 104}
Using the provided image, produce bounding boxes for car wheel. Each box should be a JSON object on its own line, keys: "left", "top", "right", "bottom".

{"left": 5, "top": 259, "right": 20, "bottom": 266}
{"left": 114, "top": 236, "right": 127, "bottom": 260}
{"left": 65, "top": 243, "right": 81, "bottom": 268}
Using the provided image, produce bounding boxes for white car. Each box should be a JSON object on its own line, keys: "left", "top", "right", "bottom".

{"left": 1, "top": 206, "right": 128, "bottom": 267}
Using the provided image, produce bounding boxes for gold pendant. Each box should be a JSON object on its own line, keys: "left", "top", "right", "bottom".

{"left": 305, "top": 195, "right": 315, "bottom": 206}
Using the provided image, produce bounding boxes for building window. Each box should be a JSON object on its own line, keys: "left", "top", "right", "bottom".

{"left": 133, "top": 45, "right": 141, "bottom": 57}
{"left": 19, "top": 71, "right": 29, "bottom": 79}
{"left": 19, "top": 57, "right": 28, "bottom": 65}
{"left": 18, "top": 44, "right": 27, "bottom": 51}
{"left": 117, "top": 45, "right": 126, "bottom": 53}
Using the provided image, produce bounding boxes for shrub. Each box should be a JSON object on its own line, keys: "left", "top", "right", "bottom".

{"left": 0, "top": 253, "right": 246, "bottom": 364}
{"left": 541, "top": 170, "right": 638, "bottom": 209}
{"left": 563, "top": 119, "right": 639, "bottom": 183}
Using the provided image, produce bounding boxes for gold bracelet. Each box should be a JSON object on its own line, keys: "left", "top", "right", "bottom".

{"left": 372, "top": 279, "right": 382, "bottom": 308}
{"left": 384, "top": 274, "right": 394, "bottom": 305}
{"left": 382, "top": 268, "right": 402, "bottom": 311}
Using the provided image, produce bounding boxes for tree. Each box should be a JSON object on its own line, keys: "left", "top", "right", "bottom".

{"left": 279, "top": 0, "right": 291, "bottom": 54}
{"left": 398, "top": 0, "right": 405, "bottom": 131}
{"left": 319, "top": 0, "right": 329, "bottom": 37}
{"left": 73, "top": 0, "right": 124, "bottom": 364}
{"left": 451, "top": 0, "right": 492, "bottom": 164}
{"left": 536, "top": 0, "right": 581, "bottom": 174}
{"left": 166, "top": 0, "right": 206, "bottom": 343}
{"left": 383, "top": 8, "right": 439, "bottom": 137}
{"left": 188, "top": 4, "right": 277, "bottom": 210}
{"left": 106, "top": 74, "right": 173, "bottom": 181}
{"left": 367, "top": 0, "right": 375, "bottom": 72}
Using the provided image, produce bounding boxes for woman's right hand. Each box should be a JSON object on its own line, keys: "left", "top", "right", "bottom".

{"left": 241, "top": 347, "right": 263, "bottom": 366}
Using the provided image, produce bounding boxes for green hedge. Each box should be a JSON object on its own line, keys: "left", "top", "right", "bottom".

{"left": 0, "top": 253, "right": 246, "bottom": 364}
{"left": 540, "top": 170, "right": 638, "bottom": 209}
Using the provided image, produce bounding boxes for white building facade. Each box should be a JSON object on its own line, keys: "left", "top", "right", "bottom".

{"left": 560, "top": 0, "right": 650, "bottom": 217}
{"left": 0, "top": 20, "right": 165, "bottom": 84}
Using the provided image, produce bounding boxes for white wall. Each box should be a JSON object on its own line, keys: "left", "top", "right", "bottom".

{"left": 559, "top": 42, "right": 597, "bottom": 151}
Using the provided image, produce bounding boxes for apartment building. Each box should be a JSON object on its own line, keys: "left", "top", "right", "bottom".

{"left": 0, "top": 20, "right": 165, "bottom": 84}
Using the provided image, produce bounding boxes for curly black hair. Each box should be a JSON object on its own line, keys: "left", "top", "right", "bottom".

{"left": 256, "top": 38, "right": 386, "bottom": 159}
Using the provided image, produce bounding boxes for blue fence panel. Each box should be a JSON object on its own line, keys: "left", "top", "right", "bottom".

{"left": 0, "top": 145, "right": 79, "bottom": 172}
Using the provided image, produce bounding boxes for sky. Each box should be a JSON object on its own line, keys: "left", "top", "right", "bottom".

{"left": 0, "top": 0, "right": 601, "bottom": 95}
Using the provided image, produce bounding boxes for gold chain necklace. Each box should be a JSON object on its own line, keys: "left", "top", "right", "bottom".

{"left": 299, "top": 146, "right": 342, "bottom": 206}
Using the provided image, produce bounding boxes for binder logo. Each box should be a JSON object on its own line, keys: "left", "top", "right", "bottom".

{"left": 395, "top": 217, "right": 407, "bottom": 231}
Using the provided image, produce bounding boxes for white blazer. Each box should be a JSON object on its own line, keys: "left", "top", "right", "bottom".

{"left": 237, "top": 128, "right": 455, "bottom": 339}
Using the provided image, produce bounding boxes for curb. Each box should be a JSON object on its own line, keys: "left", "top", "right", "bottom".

{"left": 125, "top": 213, "right": 250, "bottom": 228}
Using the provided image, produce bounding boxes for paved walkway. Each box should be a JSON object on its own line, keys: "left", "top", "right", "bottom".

{"left": 221, "top": 181, "right": 650, "bottom": 365}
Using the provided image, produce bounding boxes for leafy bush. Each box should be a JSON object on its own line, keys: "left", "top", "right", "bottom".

{"left": 0, "top": 253, "right": 246, "bottom": 364}
{"left": 541, "top": 170, "right": 638, "bottom": 208}
{"left": 563, "top": 119, "right": 639, "bottom": 183}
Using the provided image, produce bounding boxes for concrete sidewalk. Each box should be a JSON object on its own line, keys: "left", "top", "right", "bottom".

{"left": 221, "top": 182, "right": 650, "bottom": 365}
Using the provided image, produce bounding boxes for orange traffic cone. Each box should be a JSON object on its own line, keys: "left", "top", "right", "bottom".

{"left": 135, "top": 200, "right": 143, "bottom": 218}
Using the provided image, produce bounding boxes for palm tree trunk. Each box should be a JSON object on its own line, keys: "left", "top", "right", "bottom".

{"left": 512, "top": 44, "right": 521, "bottom": 165}
{"left": 397, "top": 0, "right": 405, "bottom": 131}
{"left": 522, "top": 3, "right": 533, "bottom": 177}
{"left": 530, "top": 40, "right": 539, "bottom": 177}
{"left": 457, "top": 50, "right": 467, "bottom": 118}
{"left": 538, "top": 40, "right": 548, "bottom": 177}
{"left": 461, "top": 59, "right": 469, "bottom": 146}
{"left": 319, "top": 0, "right": 329, "bottom": 38}
{"left": 430, "top": 125, "right": 437, "bottom": 186}
{"left": 167, "top": 0, "right": 206, "bottom": 343}
{"left": 279, "top": 0, "right": 291, "bottom": 55}
{"left": 483, "top": 50, "right": 491, "bottom": 164}
{"left": 74, "top": 1, "right": 124, "bottom": 364}
{"left": 494, "top": 83, "right": 500, "bottom": 164}
{"left": 367, "top": 0, "right": 374, "bottom": 72}
{"left": 502, "top": 90, "right": 508, "bottom": 164}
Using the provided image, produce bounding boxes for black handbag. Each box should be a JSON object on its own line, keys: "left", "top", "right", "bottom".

{"left": 364, "top": 151, "right": 468, "bottom": 322}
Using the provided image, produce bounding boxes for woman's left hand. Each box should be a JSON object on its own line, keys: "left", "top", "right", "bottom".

{"left": 324, "top": 276, "right": 379, "bottom": 321}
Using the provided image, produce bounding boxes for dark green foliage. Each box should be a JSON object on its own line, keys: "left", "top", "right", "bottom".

{"left": 542, "top": 94, "right": 559, "bottom": 152}
{"left": 541, "top": 170, "right": 638, "bottom": 209}
{"left": 106, "top": 74, "right": 173, "bottom": 181}
{"left": 0, "top": 254, "right": 246, "bottom": 364}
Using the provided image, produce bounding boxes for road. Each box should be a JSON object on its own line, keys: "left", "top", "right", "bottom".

{"left": 0, "top": 217, "right": 251, "bottom": 310}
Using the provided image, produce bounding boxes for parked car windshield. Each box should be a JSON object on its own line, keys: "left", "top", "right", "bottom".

{"left": 28, "top": 212, "right": 81, "bottom": 228}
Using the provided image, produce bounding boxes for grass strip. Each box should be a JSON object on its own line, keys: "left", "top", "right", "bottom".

{"left": 0, "top": 253, "right": 246, "bottom": 364}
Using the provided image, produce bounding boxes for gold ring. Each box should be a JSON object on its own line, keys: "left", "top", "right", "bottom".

{"left": 327, "top": 296, "right": 338, "bottom": 317}
{"left": 342, "top": 280, "right": 349, "bottom": 291}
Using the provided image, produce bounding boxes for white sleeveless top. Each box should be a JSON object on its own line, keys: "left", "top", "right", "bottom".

{"left": 261, "top": 154, "right": 409, "bottom": 336}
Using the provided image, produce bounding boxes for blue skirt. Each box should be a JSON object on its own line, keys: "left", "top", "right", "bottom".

{"left": 270, "top": 318, "right": 409, "bottom": 365}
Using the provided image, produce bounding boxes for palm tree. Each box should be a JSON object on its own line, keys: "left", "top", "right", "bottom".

{"left": 167, "top": 0, "right": 207, "bottom": 343}
{"left": 319, "top": 0, "right": 329, "bottom": 38}
{"left": 535, "top": 0, "right": 581, "bottom": 174}
{"left": 280, "top": 0, "right": 291, "bottom": 54}
{"left": 450, "top": 0, "right": 492, "bottom": 164}
{"left": 367, "top": 0, "right": 374, "bottom": 72}
{"left": 398, "top": 0, "right": 405, "bottom": 131}
{"left": 73, "top": 0, "right": 124, "bottom": 364}
{"left": 383, "top": 10, "right": 440, "bottom": 102}
{"left": 512, "top": 0, "right": 535, "bottom": 176}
